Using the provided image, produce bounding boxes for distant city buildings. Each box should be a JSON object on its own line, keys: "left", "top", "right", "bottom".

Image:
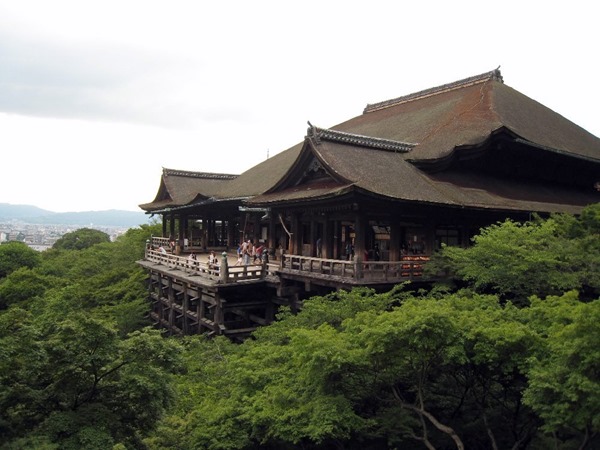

{"left": 0, "top": 221, "right": 129, "bottom": 251}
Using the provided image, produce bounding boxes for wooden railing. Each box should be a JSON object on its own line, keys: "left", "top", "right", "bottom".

{"left": 150, "top": 236, "right": 171, "bottom": 248}
{"left": 145, "top": 249, "right": 275, "bottom": 283}
{"left": 145, "top": 240, "right": 429, "bottom": 285}
{"left": 280, "top": 254, "right": 429, "bottom": 281}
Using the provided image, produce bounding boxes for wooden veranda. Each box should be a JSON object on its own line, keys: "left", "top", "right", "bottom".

{"left": 139, "top": 237, "right": 432, "bottom": 339}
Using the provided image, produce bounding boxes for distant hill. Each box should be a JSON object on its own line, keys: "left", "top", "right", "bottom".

{"left": 0, "top": 203, "right": 150, "bottom": 227}
{"left": 0, "top": 204, "right": 55, "bottom": 219}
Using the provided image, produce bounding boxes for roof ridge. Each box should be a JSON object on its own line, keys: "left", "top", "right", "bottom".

{"left": 163, "top": 168, "right": 238, "bottom": 180}
{"left": 363, "top": 68, "right": 503, "bottom": 114}
{"left": 306, "top": 123, "right": 416, "bottom": 152}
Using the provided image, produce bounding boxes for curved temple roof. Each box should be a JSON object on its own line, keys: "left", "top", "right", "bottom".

{"left": 140, "top": 69, "right": 600, "bottom": 215}
{"left": 139, "top": 168, "right": 239, "bottom": 212}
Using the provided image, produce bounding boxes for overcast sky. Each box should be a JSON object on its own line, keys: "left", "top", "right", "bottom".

{"left": 1, "top": 0, "right": 598, "bottom": 212}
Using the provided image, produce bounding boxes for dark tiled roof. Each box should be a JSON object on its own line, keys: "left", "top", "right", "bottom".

{"left": 248, "top": 180, "right": 355, "bottom": 205}
{"left": 364, "top": 68, "right": 503, "bottom": 113}
{"left": 142, "top": 70, "right": 600, "bottom": 215}
{"left": 215, "top": 142, "right": 304, "bottom": 199}
{"left": 139, "top": 168, "right": 239, "bottom": 211}
{"left": 334, "top": 70, "right": 599, "bottom": 162}
{"left": 251, "top": 138, "right": 599, "bottom": 214}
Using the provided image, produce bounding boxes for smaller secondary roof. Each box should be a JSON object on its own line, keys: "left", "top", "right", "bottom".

{"left": 139, "top": 168, "right": 238, "bottom": 212}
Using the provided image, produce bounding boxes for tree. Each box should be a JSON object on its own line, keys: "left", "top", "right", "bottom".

{"left": 0, "top": 241, "right": 41, "bottom": 279}
{"left": 147, "top": 288, "right": 400, "bottom": 450}
{"left": 523, "top": 293, "right": 600, "bottom": 449}
{"left": 0, "top": 311, "right": 183, "bottom": 448}
{"left": 52, "top": 228, "right": 110, "bottom": 251}
{"left": 0, "top": 222, "right": 171, "bottom": 447}
{"left": 150, "top": 289, "right": 545, "bottom": 449}
{"left": 427, "top": 206, "right": 600, "bottom": 302}
{"left": 0, "top": 268, "right": 54, "bottom": 309}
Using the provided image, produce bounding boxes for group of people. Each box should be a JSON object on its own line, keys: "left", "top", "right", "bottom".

{"left": 186, "top": 251, "right": 220, "bottom": 273}
{"left": 236, "top": 239, "right": 266, "bottom": 266}
{"left": 149, "top": 244, "right": 168, "bottom": 254}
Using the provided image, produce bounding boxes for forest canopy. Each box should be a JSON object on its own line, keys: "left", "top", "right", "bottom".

{"left": 0, "top": 205, "right": 598, "bottom": 449}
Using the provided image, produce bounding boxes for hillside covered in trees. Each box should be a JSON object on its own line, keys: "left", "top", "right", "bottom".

{"left": 0, "top": 206, "right": 598, "bottom": 449}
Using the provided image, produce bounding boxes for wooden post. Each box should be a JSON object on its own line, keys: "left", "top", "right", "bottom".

{"left": 182, "top": 283, "right": 189, "bottom": 334}
{"left": 323, "top": 220, "right": 331, "bottom": 259}
{"left": 268, "top": 215, "right": 276, "bottom": 258}
{"left": 333, "top": 220, "right": 340, "bottom": 260}
{"left": 227, "top": 217, "right": 235, "bottom": 250}
{"left": 198, "top": 295, "right": 205, "bottom": 334}
{"left": 167, "top": 277, "right": 174, "bottom": 334}
{"left": 169, "top": 212, "right": 176, "bottom": 242}
{"left": 220, "top": 251, "right": 228, "bottom": 284}
{"left": 389, "top": 221, "right": 401, "bottom": 261}
{"left": 310, "top": 219, "right": 316, "bottom": 257}
{"left": 261, "top": 256, "right": 267, "bottom": 279}
{"left": 214, "top": 293, "right": 224, "bottom": 335}
{"left": 291, "top": 213, "right": 301, "bottom": 256}
{"left": 354, "top": 211, "right": 366, "bottom": 279}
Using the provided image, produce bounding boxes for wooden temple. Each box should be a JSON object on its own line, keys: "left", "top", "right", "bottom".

{"left": 138, "top": 69, "right": 600, "bottom": 338}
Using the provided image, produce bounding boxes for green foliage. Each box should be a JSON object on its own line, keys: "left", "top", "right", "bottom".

{"left": 52, "top": 227, "right": 110, "bottom": 251}
{"left": 0, "top": 310, "right": 183, "bottom": 448}
{"left": 0, "top": 268, "right": 54, "bottom": 309}
{"left": 0, "top": 241, "right": 41, "bottom": 279}
{"left": 0, "top": 223, "right": 157, "bottom": 333}
{"left": 428, "top": 204, "right": 600, "bottom": 302}
{"left": 149, "top": 286, "right": 598, "bottom": 449}
{"left": 523, "top": 295, "right": 600, "bottom": 441}
{"left": 2, "top": 210, "right": 599, "bottom": 449}
{"left": 0, "top": 223, "right": 167, "bottom": 448}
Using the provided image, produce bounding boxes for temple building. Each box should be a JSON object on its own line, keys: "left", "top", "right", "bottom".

{"left": 138, "top": 69, "right": 600, "bottom": 337}
{"left": 141, "top": 68, "right": 599, "bottom": 262}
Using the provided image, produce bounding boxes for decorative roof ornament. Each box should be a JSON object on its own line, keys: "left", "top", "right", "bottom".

{"left": 163, "top": 168, "right": 238, "bottom": 180}
{"left": 363, "top": 67, "right": 504, "bottom": 114}
{"left": 306, "top": 122, "right": 415, "bottom": 153}
{"left": 306, "top": 121, "right": 321, "bottom": 144}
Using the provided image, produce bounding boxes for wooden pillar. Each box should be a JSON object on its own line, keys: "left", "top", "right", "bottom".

{"left": 162, "top": 214, "right": 167, "bottom": 237}
{"left": 389, "top": 221, "right": 401, "bottom": 261}
{"left": 214, "top": 293, "right": 224, "bottom": 335}
{"left": 220, "top": 219, "right": 226, "bottom": 246}
{"left": 177, "top": 213, "right": 188, "bottom": 254}
{"left": 310, "top": 219, "right": 316, "bottom": 257}
{"left": 354, "top": 211, "right": 366, "bottom": 277}
{"left": 167, "top": 277, "right": 174, "bottom": 334}
{"left": 253, "top": 214, "right": 261, "bottom": 243}
{"left": 423, "top": 218, "right": 434, "bottom": 256}
{"left": 268, "top": 215, "right": 276, "bottom": 255}
{"left": 227, "top": 217, "right": 235, "bottom": 249}
{"left": 180, "top": 213, "right": 188, "bottom": 241}
{"left": 182, "top": 283, "right": 189, "bottom": 335}
{"left": 291, "top": 213, "right": 301, "bottom": 256}
{"left": 169, "top": 213, "right": 175, "bottom": 240}
{"left": 323, "top": 219, "right": 332, "bottom": 259}
{"left": 220, "top": 251, "right": 229, "bottom": 284}
{"left": 198, "top": 291, "right": 205, "bottom": 334}
{"left": 206, "top": 219, "right": 212, "bottom": 246}
{"left": 201, "top": 219, "right": 207, "bottom": 250}
{"left": 332, "top": 220, "right": 340, "bottom": 259}
{"left": 157, "top": 275, "right": 165, "bottom": 323}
